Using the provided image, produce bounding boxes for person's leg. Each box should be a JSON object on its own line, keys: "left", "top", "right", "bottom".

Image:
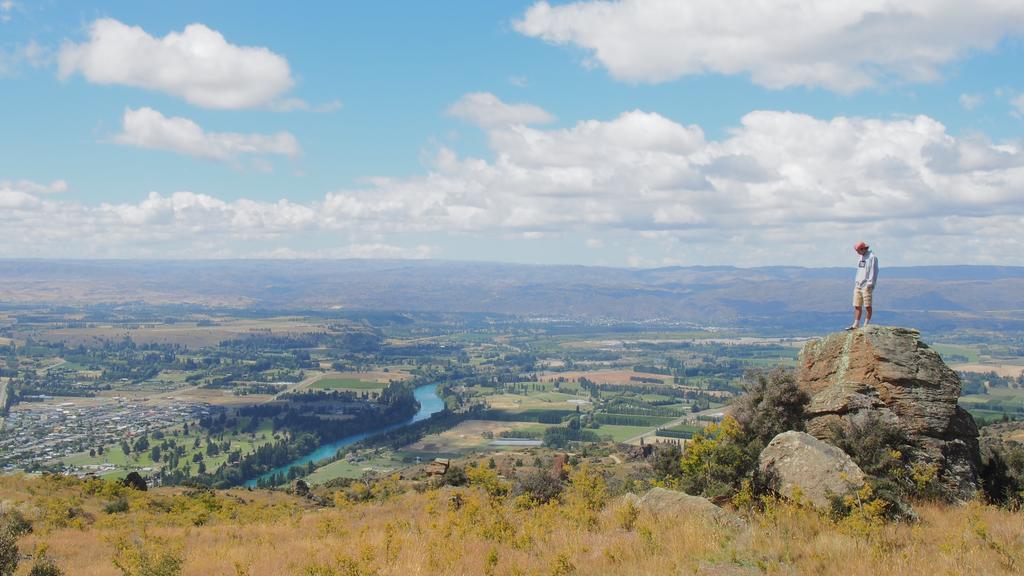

{"left": 849, "top": 288, "right": 862, "bottom": 329}
{"left": 862, "top": 287, "right": 873, "bottom": 326}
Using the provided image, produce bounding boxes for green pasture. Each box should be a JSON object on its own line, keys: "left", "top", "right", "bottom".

{"left": 594, "top": 424, "right": 652, "bottom": 442}
{"left": 486, "top": 391, "right": 593, "bottom": 413}
{"left": 593, "top": 413, "right": 675, "bottom": 426}
{"left": 306, "top": 453, "right": 406, "bottom": 484}
{"left": 312, "top": 377, "right": 385, "bottom": 391}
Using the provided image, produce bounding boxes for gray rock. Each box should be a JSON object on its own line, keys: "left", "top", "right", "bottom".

{"left": 758, "top": 431, "right": 866, "bottom": 509}
{"left": 634, "top": 487, "right": 744, "bottom": 527}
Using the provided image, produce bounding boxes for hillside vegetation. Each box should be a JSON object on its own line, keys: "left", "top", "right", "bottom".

{"left": 0, "top": 471, "right": 1021, "bottom": 576}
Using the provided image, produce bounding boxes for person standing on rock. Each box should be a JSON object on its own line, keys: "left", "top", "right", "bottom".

{"left": 848, "top": 241, "right": 878, "bottom": 330}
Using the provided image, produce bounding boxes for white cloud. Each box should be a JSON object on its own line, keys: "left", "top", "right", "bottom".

{"left": 270, "top": 98, "right": 343, "bottom": 113}
{"left": 114, "top": 107, "right": 300, "bottom": 162}
{"left": 514, "top": 0, "right": 1024, "bottom": 92}
{"left": 5, "top": 105, "right": 1024, "bottom": 265}
{"left": 0, "top": 41, "right": 50, "bottom": 75}
{"left": 58, "top": 18, "right": 294, "bottom": 109}
{"left": 1012, "top": 95, "right": 1024, "bottom": 117}
{"left": 446, "top": 92, "right": 555, "bottom": 127}
{"left": 960, "top": 93, "right": 984, "bottom": 110}
{"left": 0, "top": 179, "right": 67, "bottom": 195}
{"left": 0, "top": 1, "right": 12, "bottom": 23}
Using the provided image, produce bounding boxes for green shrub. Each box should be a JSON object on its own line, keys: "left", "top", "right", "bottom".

{"left": 0, "top": 509, "right": 32, "bottom": 536}
{"left": 104, "top": 498, "right": 130, "bottom": 515}
{"left": 28, "top": 554, "right": 64, "bottom": 576}
{"left": 732, "top": 368, "right": 808, "bottom": 444}
{"left": 0, "top": 528, "right": 17, "bottom": 576}
{"left": 439, "top": 464, "right": 468, "bottom": 487}
{"left": 111, "top": 536, "right": 183, "bottom": 576}
{"left": 563, "top": 463, "right": 607, "bottom": 530}
{"left": 979, "top": 439, "right": 1024, "bottom": 508}
{"left": 825, "top": 414, "right": 908, "bottom": 480}
{"left": 825, "top": 414, "right": 932, "bottom": 517}
{"left": 512, "top": 470, "right": 563, "bottom": 504}
{"left": 651, "top": 442, "right": 682, "bottom": 481}
{"left": 679, "top": 417, "right": 759, "bottom": 501}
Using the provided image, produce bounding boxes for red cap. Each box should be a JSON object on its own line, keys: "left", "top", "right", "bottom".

{"left": 854, "top": 241, "right": 869, "bottom": 251}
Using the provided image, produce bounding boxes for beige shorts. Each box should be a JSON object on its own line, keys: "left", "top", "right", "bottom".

{"left": 853, "top": 285, "right": 874, "bottom": 307}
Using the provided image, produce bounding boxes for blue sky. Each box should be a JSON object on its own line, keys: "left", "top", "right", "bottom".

{"left": 2, "top": 0, "right": 1024, "bottom": 266}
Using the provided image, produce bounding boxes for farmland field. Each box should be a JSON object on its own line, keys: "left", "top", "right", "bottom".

{"left": 952, "top": 363, "right": 1024, "bottom": 378}
{"left": 306, "top": 370, "right": 408, "bottom": 391}
{"left": 312, "top": 378, "right": 385, "bottom": 391}
{"left": 485, "top": 392, "right": 594, "bottom": 413}
{"left": 593, "top": 424, "right": 653, "bottom": 442}
{"left": 404, "top": 420, "right": 551, "bottom": 453}
{"left": 539, "top": 369, "right": 671, "bottom": 386}
{"left": 305, "top": 453, "right": 405, "bottom": 484}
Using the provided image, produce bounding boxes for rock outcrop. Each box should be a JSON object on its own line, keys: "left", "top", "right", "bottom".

{"left": 121, "top": 471, "right": 148, "bottom": 491}
{"left": 758, "top": 431, "right": 866, "bottom": 509}
{"left": 797, "top": 325, "right": 980, "bottom": 500}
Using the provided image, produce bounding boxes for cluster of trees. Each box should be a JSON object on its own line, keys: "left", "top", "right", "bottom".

{"left": 542, "top": 417, "right": 600, "bottom": 448}
{"left": 256, "top": 460, "right": 319, "bottom": 488}
{"left": 601, "top": 397, "right": 687, "bottom": 417}
{"left": 593, "top": 413, "right": 673, "bottom": 427}
{"left": 633, "top": 364, "right": 672, "bottom": 375}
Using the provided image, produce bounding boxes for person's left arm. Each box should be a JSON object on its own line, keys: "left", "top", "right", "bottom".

{"left": 866, "top": 255, "right": 878, "bottom": 288}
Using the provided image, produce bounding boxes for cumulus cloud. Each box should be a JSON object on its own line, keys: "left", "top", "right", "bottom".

{"left": 58, "top": 18, "right": 294, "bottom": 109}
{"left": 114, "top": 107, "right": 300, "bottom": 162}
{"left": 446, "top": 92, "right": 555, "bottom": 127}
{"left": 514, "top": 0, "right": 1024, "bottom": 92}
{"left": 5, "top": 104, "right": 1024, "bottom": 264}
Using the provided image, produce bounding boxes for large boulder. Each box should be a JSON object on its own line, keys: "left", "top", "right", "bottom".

{"left": 631, "top": 487, "right": 744, "bottom": 527}
{"left": 797, "top": 326, "right": 980, "bottom": 500}
{"left": 758, "top": 431, "right": 866, "bottom": 509}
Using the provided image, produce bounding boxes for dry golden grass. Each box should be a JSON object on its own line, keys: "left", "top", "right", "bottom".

{"left": 2, "top": 474, "right": 1022, "bottom": 576}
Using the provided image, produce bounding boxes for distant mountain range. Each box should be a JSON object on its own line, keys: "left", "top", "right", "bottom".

{"left": 1, "top": 259, "right": 1022, "bottom": 333}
